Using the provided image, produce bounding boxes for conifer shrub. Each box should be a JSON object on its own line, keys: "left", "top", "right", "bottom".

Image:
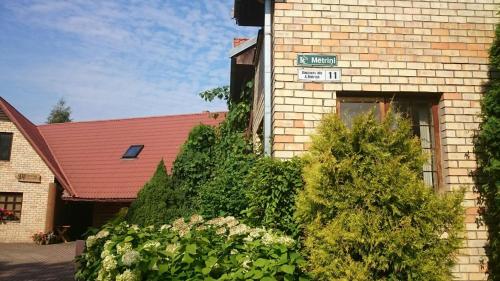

{"left": 473, "top": 20, "right": 500, "bottom": 280}
{"left": 296, "top": 112, "right": 464, "bottom": 280}
{"left": 127, "top": 160, "right": 187, "bottom": 226}
{"left": 244, "top": 157, "right": 304, "bottom": 235}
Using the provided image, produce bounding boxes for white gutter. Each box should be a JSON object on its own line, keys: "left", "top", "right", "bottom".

{"left": 263, "top": 0, "right": 272, "bottom": 156}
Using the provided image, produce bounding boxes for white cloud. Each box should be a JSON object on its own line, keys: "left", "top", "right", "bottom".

{"left": 0, "top": 0, "right": 257, "bottom": 122}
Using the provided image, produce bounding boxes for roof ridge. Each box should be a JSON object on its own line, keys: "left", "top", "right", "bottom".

{"left": 38, "top": 111, "right": 227, "bottom": 127}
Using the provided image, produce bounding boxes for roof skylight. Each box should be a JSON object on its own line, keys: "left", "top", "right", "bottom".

{"left": 122, "top": 145, "right": 144, "bottom": 159}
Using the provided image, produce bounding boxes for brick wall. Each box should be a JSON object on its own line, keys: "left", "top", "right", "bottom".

{"left": 269, "top": 0, "right": 498, "bottom": 280}
{"left": 0, "top": 120, "right": 55, "bottom": 243}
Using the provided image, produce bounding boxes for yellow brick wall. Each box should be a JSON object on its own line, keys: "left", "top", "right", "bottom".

{"left": 0, "top": 120, "right": 55, "bottom": 243}
{"left": 270, "top": 1, "right": 498, "bottom": 280}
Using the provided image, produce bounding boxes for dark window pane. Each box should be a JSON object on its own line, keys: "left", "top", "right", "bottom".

{"left": 0, "top": 132, "right": 13, "bottom": 161}
{"left": 0, "top": 192, "right": 22, "bottom": 221}
{"left": 122, "top": 145, "right": 144, "bottom": 159}
{"left": 339, "top": 101, "right": 381, "bottom": 127}
{"left": 393, "top": 100, "right": 436, "bottom": 188}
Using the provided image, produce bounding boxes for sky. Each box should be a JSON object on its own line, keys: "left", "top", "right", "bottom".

{"left": 0, "top": 0, "right": 256, "bottom": 124}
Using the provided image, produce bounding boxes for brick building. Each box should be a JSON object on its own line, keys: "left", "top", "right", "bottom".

{"left": 0, "top": 97, "right": 223, "bottom": 242}
{"left": 231, "top": 0, "right": 498, "bottom": 280}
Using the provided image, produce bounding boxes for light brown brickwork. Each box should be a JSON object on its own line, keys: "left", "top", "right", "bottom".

{"left": 0, "top": 120, "right": 56, "bottom": 243}
{"left": 261, "top": 1, "right": 499, "bottom": 280}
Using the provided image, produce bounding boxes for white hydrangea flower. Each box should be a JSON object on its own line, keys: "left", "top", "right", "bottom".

{"left": 103, "top": 240, "right": 113, "bottom": 250}
{"left": 116, "top": 243, "right": 133, "bottom": 255}
{"left": 165, "top": 243, "right": 180, "bottom": 255}
{"left": 189, "top": 214, "right": 204, "bottom": 225}
{"left": 216, "top": 227, "right": 227, "bottom": 235}
{"left": 102, "top": 255, "right": 117, "bottom": 272}
{"left": 206, "top": 217, "right": 226, "bottom": 226}
{"left": 116, "top": 269, "right": 140, "bottom": 281}
{"left": 143, "top": 241, "right": 161, "bottom": 251}
{"left": 242, "top": 257, "right": 251, "bottom": 269}
{"left": 100, "top": 249, "right": 112, "bottom": 259}
{"left": 86, "top": 235, "right": 97, "bottom": 248}
{"left": 172, "top": 218, "right": 190, "bottom": 236}
{"left": 159, "top": 224, "right": 171, "bottom": 232}
{"left": 96, "top": 268, "right": 110, "bottom": 281}
{"left": 96, "top": 230, "right": 110, "bottom": 239}
{"left": 224, "top": 216, "right": 239, "bottom": 228}
{"left": 261, "top": 232, "right": 295, "bottom": 247}
{"left": 243, "top": 227, "right": 266, "bottom": 242}
{"left": 121, "top": 250, "right": 140, "bottom": 267}
{"left": 229, "top": 223, "right": 250, "bottom": 237}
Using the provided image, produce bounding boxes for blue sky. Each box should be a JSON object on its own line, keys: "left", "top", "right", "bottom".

{"left": 0, "top": 0, "right": 256, "bottom": 124}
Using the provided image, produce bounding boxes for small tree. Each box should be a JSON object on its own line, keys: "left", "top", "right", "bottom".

{"left": 47, "top": 98, "right": 72, "bottom": 123}
{"left": 473, "top": 21, "right": 500, "bottom": 280}
{"left": 296, "top": 112, "right": 464, "bottom": 280}
{"left": 127, "top": 160, "right": 187, "bottom": 226}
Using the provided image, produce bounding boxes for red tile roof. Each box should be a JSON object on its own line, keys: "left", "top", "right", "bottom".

{"left": 0, "top": 97, "right": 74, "bottom": 196}
{"left": 0, "top": 97, "right": 225, "bottom": 201}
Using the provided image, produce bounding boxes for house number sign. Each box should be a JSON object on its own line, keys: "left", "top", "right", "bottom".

{"left": 298, "top": 68, "right": 341, "bottom": 82}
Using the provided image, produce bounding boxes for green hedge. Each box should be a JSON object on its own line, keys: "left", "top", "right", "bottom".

{"left": 171, "top": 82, "right": 256, "bottom": 219}
{"left": 296, "top": 112, "right": 464, "bottom": 280}
{"left": 244, "top": 157, "right": 304, "bottom": 236}
{"left": 473, "top": 21, "right": 500, "bottom": 280}
{"left": 76, "top": 215, "right": 309, "bottom": 281}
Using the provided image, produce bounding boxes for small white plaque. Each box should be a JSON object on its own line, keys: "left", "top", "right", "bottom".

{"left": 298, "top": 68, "right": 341, "bottom": 82}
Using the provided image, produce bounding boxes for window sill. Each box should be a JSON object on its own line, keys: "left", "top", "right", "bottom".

{"left": 0, "top": 220, "right": 21, "bottom": 224}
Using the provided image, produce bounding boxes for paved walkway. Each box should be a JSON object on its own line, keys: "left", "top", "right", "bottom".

{"left": 0, "top": 242, "right": 75, "bottom": 281}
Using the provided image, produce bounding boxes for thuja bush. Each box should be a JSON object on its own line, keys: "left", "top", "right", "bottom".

{"left": 127, "top": 160, "right": 187, "bottom": 226}
{"left": 473, "top": 20, "right": 500, "bottom": 280}
{"left": 75, "top": 215, "right": 309, "bottom": 281}
{"left": 296, "top": 112, "right": 464, "bottom": 281}
{"left": 244, "top": 157, "right": 304, "bottom": 236}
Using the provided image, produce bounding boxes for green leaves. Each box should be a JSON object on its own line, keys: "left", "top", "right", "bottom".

{"left": 171, "top": 82, "right": 256, "bottom": 220}
{"left": 244, "top": 157, "right": 304, "bottom": 236}
{"left": 473, "top": 21, "right": 500, "bottom": 280}
{"left": 185, "top": 244, "right": 197, "bottom": 255}
{"left": 76, "top": 218, "right": 308, "bottom": 281}
{"left": 127, "top": 160, "right": 188, "bottom": 227}
{"left": 297, "top": 112, "right": 464, "bottom": 281}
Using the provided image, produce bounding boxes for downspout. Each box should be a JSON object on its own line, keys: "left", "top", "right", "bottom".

{"left": 263, "top": 0, "right": 272, "bottom": 156}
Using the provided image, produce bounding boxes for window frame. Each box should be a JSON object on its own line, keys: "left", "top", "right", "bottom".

{"left": 0, "top": 192, "right": 23, "bottom": 222}
{"left": 122, "top": 145, "right": 144, "bottom": 159}
{"left": 0, "top": 132, "right": 13, "bottom": 161}
{"left": 336, "top": 92, "right": 443, "bottom": 190}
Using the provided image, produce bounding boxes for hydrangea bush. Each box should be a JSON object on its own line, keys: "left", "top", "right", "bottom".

{"left": 75, "top": 215, "right": 309, "bottom": 281}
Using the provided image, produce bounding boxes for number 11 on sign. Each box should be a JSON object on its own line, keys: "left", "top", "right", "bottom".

{"left": 325, "top": 70, "right": 340, "bottom": 81}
